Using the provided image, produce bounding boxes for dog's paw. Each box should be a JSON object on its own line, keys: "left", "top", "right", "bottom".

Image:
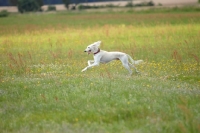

{"left": 81, "top": 68, "right": 87, "bottom": 72}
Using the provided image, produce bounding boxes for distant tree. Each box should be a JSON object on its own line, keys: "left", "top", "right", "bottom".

{"left": 36, "top": 0, "right": 43, "bottom": 7}
{"left": 62, "top": 0, "right": 71, "bottom": 10}
{"left": 17, "top": 0, "right": 43, "bottom": 13}
{"left": 9, "top": 0, "right": 18, "bottom": 6}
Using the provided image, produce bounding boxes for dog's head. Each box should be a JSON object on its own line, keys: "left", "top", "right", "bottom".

{"left": 84, "top": 41, "right": 101, "bottom": 54}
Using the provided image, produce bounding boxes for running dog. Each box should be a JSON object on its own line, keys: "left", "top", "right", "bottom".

{"left": 81, "top": 41, "right": 143, "bottom": 75}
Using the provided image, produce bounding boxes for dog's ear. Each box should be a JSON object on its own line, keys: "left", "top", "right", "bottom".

{"left": 94, "top": 41, "right": 101, "bottom": 47}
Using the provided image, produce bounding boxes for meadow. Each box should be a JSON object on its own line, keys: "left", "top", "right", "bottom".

{"left": 0, "top": 9, "right": 200, "bottom": 133}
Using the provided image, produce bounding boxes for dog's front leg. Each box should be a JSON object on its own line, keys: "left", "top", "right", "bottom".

{"left": 81, "top": 67, "right": 88, "bottom": 72}
{"left": 88, "top": 60, "right": 94, "bottom": 66}
{"left": 82, "top": 56, "right": 101, "bottom": 72}
{"left": 81, "top": 62, "right": 99, "bottom": 72}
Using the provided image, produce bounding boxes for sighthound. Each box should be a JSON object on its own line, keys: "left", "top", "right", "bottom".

{"left": 81, "top": 41, "right": 143, "bottom": 75}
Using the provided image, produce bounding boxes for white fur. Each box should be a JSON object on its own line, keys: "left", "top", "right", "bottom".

{"left": 82, "top": 41, "right": 143, "bottom": 75}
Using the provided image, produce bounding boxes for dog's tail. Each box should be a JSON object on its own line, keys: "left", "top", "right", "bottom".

{"left": 127, "top": 54, "right": 144, "bottom": 65}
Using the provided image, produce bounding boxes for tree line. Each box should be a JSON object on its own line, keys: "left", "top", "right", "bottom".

{"left": 8, "top": 0, "right": 70, "bottom": 13}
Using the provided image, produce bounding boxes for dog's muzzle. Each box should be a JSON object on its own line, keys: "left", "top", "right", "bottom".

{"left": 84, "top": 50, "right": 91, "bottom": 55}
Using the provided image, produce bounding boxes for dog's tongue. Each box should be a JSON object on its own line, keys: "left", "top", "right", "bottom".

{"left": 88, "top": 51, "right": 91, "bottom": 55}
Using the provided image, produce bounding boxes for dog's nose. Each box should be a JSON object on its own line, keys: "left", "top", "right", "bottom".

{"left": 84, "top": 50, "right": 86, "bottom": 52}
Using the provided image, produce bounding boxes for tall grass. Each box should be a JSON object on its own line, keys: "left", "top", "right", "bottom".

{"left": 0, "top": 11, "right": 200, "bottom": 133}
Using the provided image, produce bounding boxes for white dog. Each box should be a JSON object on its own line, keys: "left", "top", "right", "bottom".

{"left": 81, "top": 41, "right": 143, "bottom": 75}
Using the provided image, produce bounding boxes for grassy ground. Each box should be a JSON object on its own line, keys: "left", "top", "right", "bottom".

{"left": 0, "top": 9, "right": 200, "bottom": 133}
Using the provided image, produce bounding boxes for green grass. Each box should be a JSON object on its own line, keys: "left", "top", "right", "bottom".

{"left": 0, "top": 9, "right": 200, "bottom": 133}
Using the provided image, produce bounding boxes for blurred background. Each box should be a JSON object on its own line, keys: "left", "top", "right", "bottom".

{"left": 0, "top": 0, "right": 199, "bottom": 13}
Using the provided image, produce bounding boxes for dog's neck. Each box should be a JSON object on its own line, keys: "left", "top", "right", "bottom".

{"left": 93, "top": 48, "right": 100, "bottom": 55}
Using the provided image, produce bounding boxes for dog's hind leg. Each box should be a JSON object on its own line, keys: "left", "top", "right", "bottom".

{"left": 128, "top": 63, "right": 140, "bottom": 73}
{"left": 123, "top": 63, "right": 133, "bottom": 75}
{"left": 127, "top": 54, "right": 141, "bottom": 73}
{"left": 120, "top": 56, "right": 133, "bottom": 75}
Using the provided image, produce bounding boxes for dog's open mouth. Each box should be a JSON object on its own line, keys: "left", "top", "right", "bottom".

{"left": 87, "top": 50, "right": 91, "bottom": 55}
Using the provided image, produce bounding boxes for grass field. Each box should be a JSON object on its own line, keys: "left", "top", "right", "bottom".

{"left": 0, "top": 9, "right": 200, "bottom": 133}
